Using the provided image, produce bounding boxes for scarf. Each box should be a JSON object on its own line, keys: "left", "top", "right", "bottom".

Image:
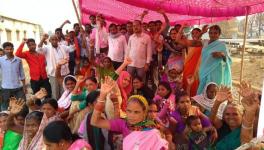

{"left": 192, "top": 82, "right": 226, "bottom": 119}
{"left": 57, "top": 75, "right": 77, "bottom": 109}
{"left": 26, "top": 114, "right": 61, "bottom": 150}
{"left": 117, "top": 71, "right": 132, "bottom": 111}
{"left": 127, "top": 120, "right": 157, "bottom": 131}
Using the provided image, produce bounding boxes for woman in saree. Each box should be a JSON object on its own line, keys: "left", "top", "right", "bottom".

{"left": 175, "top": 26, "right": 207, "bottom": 96}
{"left": 197, "top": 25, "right": 232, "bottom": 94}
{"left": 210, "top": 84, "right": 259, "bottom": 149}
{"left": 28, "top": 98, "right": 61, "bottom": 149}
{"left": 91, "top": 76, "right": 168, "bottom": 149}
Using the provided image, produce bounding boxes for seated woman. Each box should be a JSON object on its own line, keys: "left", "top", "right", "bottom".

{"left": 29, "top": 98, "right": 61, "bottom": 149}
{"left": 43, "top": 121, "right": 91, "bottom": 150}
{"left": 191, "top": 82, "right": 226, "bottom": 119}
{"left": 91, "top": 76, "right": 168, "bottom": 149}
{"left": 18, "top": 111, "right": 44, "bottom": 150}
{"left": 132, "top": 76, "right": 154, "bottom": 103}
{"left": 57, "top": 75, "right": 77, "bottom": 110}
{"left": 210, "top": 85, "right": 259, "bottom": 149}
{"left": 2, "top": 98, "right": 28, "bottom": 150}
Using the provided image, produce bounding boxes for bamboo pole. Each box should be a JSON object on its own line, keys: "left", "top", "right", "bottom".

{"left": 238, "top": 9, "right": 249, "bottom": 102}
{"left": 72, "top": 0, "right": 82, "bottom": 26}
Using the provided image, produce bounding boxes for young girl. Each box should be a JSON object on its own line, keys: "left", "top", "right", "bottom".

{"left": 28, "top": 98, "right": 61, "bottom": 150}
{"left": 18, "top": 111, "right": 44, "bottom": 150}
{"left": 91, "top": 77, "right": 168, "bottom": 149}
{"left": 132, "top": 76, "right": 154, "bottom": 103}
{"left": 43, "top": 121, "right": 91, "bottom": 150}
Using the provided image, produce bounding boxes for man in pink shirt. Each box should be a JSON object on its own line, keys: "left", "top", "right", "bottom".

{"left": 126, "top": 20, "right": 152, "bottom": 82}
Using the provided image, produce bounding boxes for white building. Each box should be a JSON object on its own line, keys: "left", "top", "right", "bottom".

{"left": 0, "top": 15, "right": 43, "bottom": 48}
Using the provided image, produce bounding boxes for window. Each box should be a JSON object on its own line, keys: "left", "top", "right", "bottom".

{"left": 6, "top": 29, "right": 11, "bottom": 41}
{"left": 16, "top": 30, "right": 20, "bottom": 41}
{"left": 24, "top": 31, "right": 27, "bottom": 38}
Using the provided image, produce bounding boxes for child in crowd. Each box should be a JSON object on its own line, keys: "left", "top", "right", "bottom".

{"left": 185, "top": 115, "right": 216, "bottom": 150}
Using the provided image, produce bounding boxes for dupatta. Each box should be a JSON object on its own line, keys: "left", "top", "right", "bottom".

{"left": 197, "top": 40, "right": 232, "bottom": 94}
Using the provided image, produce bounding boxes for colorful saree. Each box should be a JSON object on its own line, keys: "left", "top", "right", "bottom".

{"left": 2, "top": 130, "right": 22, "bottom": 150}
{"left": 197, "top": 40, "right": 232, "bottom": 94}
{"left": 182, "top": 46, "right": 202, "bottom": 97}
{"left": 215, "top": 127, "right": 241, "bottom": 150}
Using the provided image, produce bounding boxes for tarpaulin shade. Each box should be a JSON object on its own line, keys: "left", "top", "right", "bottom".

{"left": 79, "top": 0, "right": 232, "bottom": 25}
{"left": 117, "top": 0, "right": 264, "bottom": 17}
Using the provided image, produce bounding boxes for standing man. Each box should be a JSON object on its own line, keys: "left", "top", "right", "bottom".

{"left": 16, "top": 38, "right": 52, "bottom": 98}
{"left": 0, "top": 42, "right": 26, "bottom": 110}
{"left": 38, "top": 34, "right": 73, "bottom": 100}
{"left": 126, "top": 20, "right": 152, "bottom": 82}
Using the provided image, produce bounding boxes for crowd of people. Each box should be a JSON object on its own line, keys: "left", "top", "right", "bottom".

{"left": 0, "top": 10, "right": 262, "bottom": 150}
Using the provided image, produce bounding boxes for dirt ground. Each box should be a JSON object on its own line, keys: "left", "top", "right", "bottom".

{"left": 231, "top": 55, "right": 264, "bottom": 90}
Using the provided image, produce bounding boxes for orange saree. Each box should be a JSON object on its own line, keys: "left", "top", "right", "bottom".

{"left": 182, "top": 46, "right": 202, "bottom": 96}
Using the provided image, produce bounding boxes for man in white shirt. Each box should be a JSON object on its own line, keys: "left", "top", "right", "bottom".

{"left": 108, "top": 23, "right": 127, "bottom": 69}
{"left": 38, "top": 34, "right": 73, "bottom": 99}
{"left": 126, "top": 20, "right": 152, "bottom": 82}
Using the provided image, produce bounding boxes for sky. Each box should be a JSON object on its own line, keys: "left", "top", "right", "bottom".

{"left": 0, "top": 0, "right": 78, "bottom": 32}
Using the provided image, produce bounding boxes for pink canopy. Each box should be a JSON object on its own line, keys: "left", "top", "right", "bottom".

{"left": 117, "top": 0, "right": 264, "bottom": 17}
{"left": 79, "top": 0, "right": 232, "bottom": 25}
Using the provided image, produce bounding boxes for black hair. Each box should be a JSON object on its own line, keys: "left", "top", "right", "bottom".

{"left": 158, "top": 81, "right": 172, "bottom": 99}
{"left": 2, "top": 42, "right": 14, "bottom": 49}
{"left": 133, "top": 76, "right": 143, "bottom": 82}
{"left": 192, "top": 28, "right": 201, "bottom": 32}
{"left": 175, "top": 90, "right": 189, "bottom": 103}
{"left": 174, "top": 24, "right": 182, "bottom": 28}
{"left": 86, "top": 77, "right": 98, "bottom": 84}
{"left": 41, "top": 98, "right": 58, "bottom": 110}
{"left": 89, "top": 15, "right": 96, "bottom": 19}
{"left": 64, "top": 76, "right": 77, "bottom": 85}
{"left": 149, "top": 101, "right": 160, "bottom": 111}
{"left": 109, "top": 23, "right": 117, "bottom": 29}
{"left": 148, "top": 21, "right": 155, "bottom": 25}
{"left": 86, "top": 90, "right": 100, "bottom": 104}
{"left": 73, "top": 23, "right": 79, "bottom": 28}
{"left": 155, "top": 20, "right": 162, "bottom": 24}
{"left": 186, "top": 115, "right": 200, "bottom": 126}
{"left": 126, "top": 21, "right": 133, "bottom": 25}
{"left": 43, "top": 120, "right": 79, "bottom": 143}
{"left": 85, "top": 23, "right": 92, "bottom": 28}
{"left": 26, "top": 38, "right": 36, "bottom": 44}
{"left": 26, "top": 111, "right": 43, "bottom": 124}
{"left": 210, "top": 25, "right": 222, "bottom": 34}
{"left": 0, "top": 48, "right": 3, "bottom": 51}
{"left": 16, "top": 105, "right": 29, "bottom": 119}
{"left": 55, "top": 28, "right": 62, "bottom": 33}
{"left": 206, "top": 83, "right": 217, "bottom": 91}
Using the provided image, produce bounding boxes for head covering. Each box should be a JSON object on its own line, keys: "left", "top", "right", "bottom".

{"left": 86, "top": 90, "right": 100, "bottom": 104}
{"left": 117, "top": 71, "right": 132, "bottom": 111}
{"left": 192, "top": 82, "right": 226, "bottom": 119}
{"left": 57, "top": 75, "right": 77, "bottom": 110}
{"left": 128, "top": 95, "right": 149, "bottom": 110}
{"left": 68, "top": 139, "right": 91, "bottom": 150}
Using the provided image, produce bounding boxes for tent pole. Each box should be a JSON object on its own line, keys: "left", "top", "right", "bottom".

{"left": 238, "top": 12, "right": 249, "bottom": 102}
{"left": 72, "top": 0, "right": 82, "bottom": 26}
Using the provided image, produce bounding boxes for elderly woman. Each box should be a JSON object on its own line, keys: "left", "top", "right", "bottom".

{"left": 210, "top": 85, "right": 259, "bottom": 150}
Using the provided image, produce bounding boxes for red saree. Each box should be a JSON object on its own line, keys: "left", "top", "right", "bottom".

{"left": 182, "top": 46, "right": 202, "bottom": 96}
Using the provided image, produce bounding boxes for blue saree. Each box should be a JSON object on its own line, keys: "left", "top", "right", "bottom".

{"left": 197, "top": 40, "right": 232, "bottom": 94}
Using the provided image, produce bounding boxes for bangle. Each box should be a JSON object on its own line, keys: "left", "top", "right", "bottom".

{"left": 242, "top": 123, "right": 253, "bottom": 130}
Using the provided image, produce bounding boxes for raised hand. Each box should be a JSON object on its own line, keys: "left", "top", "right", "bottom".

{"left": 64, "top": 20, "right": 71, "bottom": 24}
{"left": 9, "top": 97, "right": 25, "bottom": 115}
{"left": 157, "top": 8, "right": 165, "bottom": 14}
{"left": 142, "top": 10, "right": 148, "bottom": 16}
{"left": 42, "top": 33, "right": 49, "bottom": 41}
{"left": 239, "top": 81, "right": 253, "bottom": 98}
{"left": 101, "top": 76, "right": 115, "bottom": 95}
{"left": 241, "top": 92, "right": 259, "bottom": 112}
{"left": 76, "top": 75, "right": 86, "bottom": 85}
{"left": 34, "top": 88, "right": 47, "bottom": 99}
{"left": 215, "top": 86, "right": 232, "bottom": 103}
{"left": 202, "top": 25, "right": 209, "bottom": 33}
{"left": 23, "top": 38, "right": 28, "bottom": 43}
